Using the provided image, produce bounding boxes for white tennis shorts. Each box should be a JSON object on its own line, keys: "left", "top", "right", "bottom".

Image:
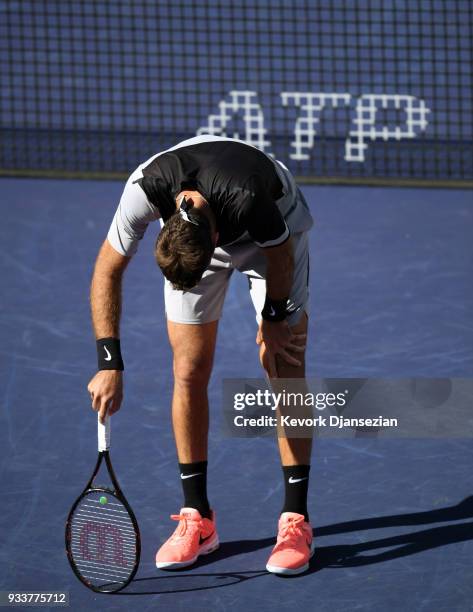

{"left": 164, "top": 230, "right": 310, "bottom": 326}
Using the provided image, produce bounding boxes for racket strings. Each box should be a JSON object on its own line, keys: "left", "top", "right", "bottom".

{"left": 68, "top": 492, "right": 137, "bottom": 590}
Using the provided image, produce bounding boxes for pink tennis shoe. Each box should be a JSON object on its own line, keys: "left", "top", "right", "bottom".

{"left": 266, "top": 512, "right": 314, "bottom": 575}
{"left": 155, "top": 507, "right": 219, "bottom": 569}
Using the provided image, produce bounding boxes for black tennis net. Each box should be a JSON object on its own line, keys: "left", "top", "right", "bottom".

{"left": 1, "top": 0, "right": 472, "bottom": 183}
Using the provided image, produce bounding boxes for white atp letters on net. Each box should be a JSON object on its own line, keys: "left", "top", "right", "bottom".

{"left": 197, "top": 90, "right": 431, "bottom": 163}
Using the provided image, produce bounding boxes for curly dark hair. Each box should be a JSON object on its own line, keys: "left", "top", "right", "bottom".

{"left": 155, "top": 211, "right": 214, "bottom": 291}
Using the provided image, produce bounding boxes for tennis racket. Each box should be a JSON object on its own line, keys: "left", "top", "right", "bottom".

{"left": 65, "top": 415, "right": 141, "bottom": 593}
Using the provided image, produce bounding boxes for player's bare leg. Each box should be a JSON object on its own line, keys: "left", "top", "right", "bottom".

{"left": 167, "top": 320, "right": 218, "bottom": 463}
{"left": 156, "top": 319, "right": 219, "bottom": 570}
{"left": 259, "top": 312, "right": 311, "bottom": 464}
{"left": 260, "top": 312, "right": 314, "bottom": 575}
{"left": 276, "top": 312, "right": 311, "bottom": 465}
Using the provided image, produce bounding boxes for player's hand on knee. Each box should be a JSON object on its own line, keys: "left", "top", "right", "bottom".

{"left": 257, "top": 320, "right": 306, "bottom": 369}
{"left": 87, "top": 370, "right": 123, "bottom": 422}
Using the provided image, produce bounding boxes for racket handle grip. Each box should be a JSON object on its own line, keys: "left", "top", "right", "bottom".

{"left": 98, "top": 413, "right": 111, "bottom": 451}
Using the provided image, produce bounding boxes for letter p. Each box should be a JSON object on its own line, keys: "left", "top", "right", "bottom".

{"left": 345, "top": 94, "right": 430, "bottom": 162}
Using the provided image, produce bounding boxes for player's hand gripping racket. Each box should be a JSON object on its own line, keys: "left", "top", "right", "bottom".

{"left": 65, "top": 415, "right": 140, "bottom": 593}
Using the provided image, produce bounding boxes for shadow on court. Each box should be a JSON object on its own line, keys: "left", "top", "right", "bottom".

{"left": 118, "top": 497, "right": 473, "bottom": 594}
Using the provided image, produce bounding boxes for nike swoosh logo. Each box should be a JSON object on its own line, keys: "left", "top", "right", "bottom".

{"left": 180, "top": 472, "right": 202, "bottom": 479}
{"left": 104, "top": 346, "right": 112, "bottom": 361}
{"left": 288, "top": 476, "right": 308, "bottom": 484}
{"left": 199, "top": 531, "right": 215, "bottom": 545}
{"left": 269, "top": 306, "right": 276, "bottom": 316}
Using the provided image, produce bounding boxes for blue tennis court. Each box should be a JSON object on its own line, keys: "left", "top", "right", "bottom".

{"left": 1, "top": 178, "right": 472, "bottom": 611}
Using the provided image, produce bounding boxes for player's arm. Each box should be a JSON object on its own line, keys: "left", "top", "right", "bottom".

{"left": 246, "top": 189, "right": 306, "bottom": 376}
{"left": 88, "top": 240, "right": 130, "bottom": 423}
{"left": 88, "top": 174, "right": 159, "bottom": 422}
{"left": 264, "top": 237, "right": 294, "bottom": 302}
{"left": 257, "top": 238, "right": 306, "bottom": 377}
{"left": 90, "top": 239, "right": 129, "bottom": 339}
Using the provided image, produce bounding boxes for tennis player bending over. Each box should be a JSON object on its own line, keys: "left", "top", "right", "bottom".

{"left": 87, "top": 135, "right": 314, "bottom": 575}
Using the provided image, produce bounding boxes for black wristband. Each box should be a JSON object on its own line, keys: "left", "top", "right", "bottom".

{"left": 96, "top": 337, "right": 124, "bottom": 371}
{"left": 261, "top": 296, "right": 289, "bottom": 322}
